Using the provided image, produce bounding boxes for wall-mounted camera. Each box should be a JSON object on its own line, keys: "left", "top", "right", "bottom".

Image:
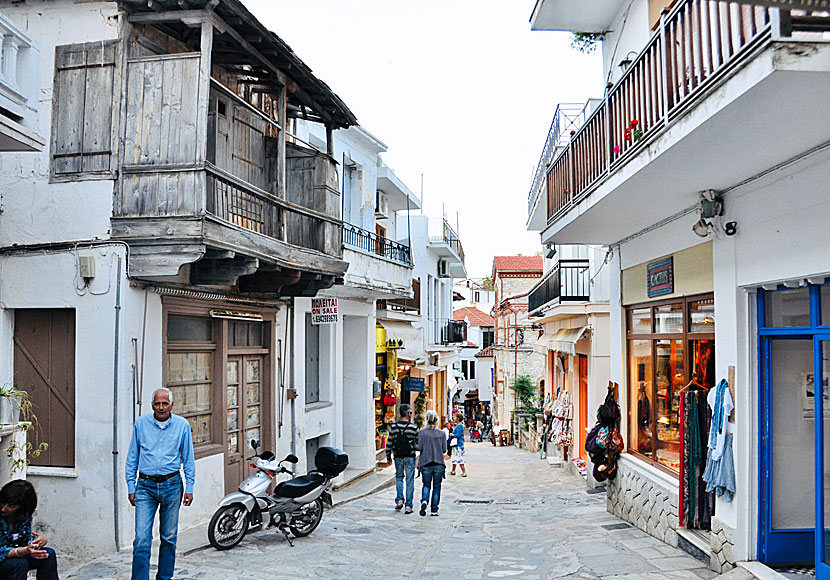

{"left": 725, "top": 222, "right": 737, "bottom": 236}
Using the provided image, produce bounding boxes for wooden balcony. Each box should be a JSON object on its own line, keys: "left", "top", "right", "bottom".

{"left": 536, "top": 2, "right": 830, "bottom": 245}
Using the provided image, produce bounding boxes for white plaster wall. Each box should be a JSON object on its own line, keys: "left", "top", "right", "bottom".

{"left": 0, "top": 1, "right": 120, "bottom": 245}
{"left": 339, "top": 305, "right": 374, "bottom": 471}
{"left": 341, "top": 247, "right": 412, "bottom": 297}
{"left": 602, "top": 0, "right": 651, "bottom": 88}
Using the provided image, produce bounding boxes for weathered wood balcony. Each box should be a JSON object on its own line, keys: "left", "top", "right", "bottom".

{"left": 534, "top": 2, "right": 830, "bottom": 245}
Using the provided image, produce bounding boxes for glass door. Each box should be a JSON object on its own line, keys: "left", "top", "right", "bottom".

{"left": 817, "top": 341, "right": 830, "bottom": 579}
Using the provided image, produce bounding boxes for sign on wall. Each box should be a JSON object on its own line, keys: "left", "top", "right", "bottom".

{"left": 647, "top": 257, "right": 674, "bottom": 298}
{"left": 311, "top": 297, "right": 338, "bottom": 325}
{"left": 402, "top": 376, "right": 425, "bottom": 392}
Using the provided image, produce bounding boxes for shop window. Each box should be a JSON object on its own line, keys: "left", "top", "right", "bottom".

{"left": 822, "top": 285, "right": 830, "bottom": 326}
{"left": 626, "top": 294, "right": 714, "bottom": 472}
{"left": 168, "top": 315, "right": 212, "bottom": 342}
{"left": 764, "top": 287, "right": 810, "bottom": 327}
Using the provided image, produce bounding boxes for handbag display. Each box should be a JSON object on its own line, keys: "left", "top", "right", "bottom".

{"left": 382, "top": 389, "right": 397, "bottom": 406}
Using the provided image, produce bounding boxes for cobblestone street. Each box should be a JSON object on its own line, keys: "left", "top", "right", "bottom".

{"left": 64, "top": 442, "right": 721, "bottom": 579}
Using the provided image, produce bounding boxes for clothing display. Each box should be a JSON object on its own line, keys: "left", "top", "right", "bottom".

{"left": 585, "top": 384, "right": 623, "bottom": 482}
{"left": 679, "top": 387, "right": 714, "bottom": 529}
{"left": 702, "top": 380, "right": 736, "bottom": 501}
{"left": 549, "top": 390, "right": 574, "bottom": 447}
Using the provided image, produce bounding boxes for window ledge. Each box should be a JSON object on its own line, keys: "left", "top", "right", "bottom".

{"left": 305, "top": 401, "right": 333, "bottom": 411}
{"left": 28, "top": 466, "right": 78, "bottom": 478}
{"left": 194, "top": 443, "right": 224, "bottom": 461}
{"left": 619, "top": 453, "right": 679, "bottom": 490}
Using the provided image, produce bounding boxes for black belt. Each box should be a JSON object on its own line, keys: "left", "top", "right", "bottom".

{"left": 139, "top": 472, "right": 179, "bottom": 483}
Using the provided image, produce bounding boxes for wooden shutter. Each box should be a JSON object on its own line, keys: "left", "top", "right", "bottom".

{"left": 51, "top": 41, "right": 119, "bottom": 178}
{"left": 13, "top": 309, "right": 76, "bottom": 468}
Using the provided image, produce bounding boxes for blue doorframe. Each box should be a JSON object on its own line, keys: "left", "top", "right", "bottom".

{"left": 758, "top": 285, "right": 830, "bottom": 574}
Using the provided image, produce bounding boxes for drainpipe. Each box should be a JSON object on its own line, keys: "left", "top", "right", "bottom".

{"left": 112, "top": 256, "right": 123, "bottom": 551}
{"left": 289, "top": 299, "right": 296, "bottom": 457}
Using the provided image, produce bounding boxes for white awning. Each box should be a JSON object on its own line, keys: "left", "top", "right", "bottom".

{"left": 378, "top": 320, "right": 421, "bottom": 344}
{"left": 414, "top": 363, "right": 441, "bottom": 373}
{"left": 546, "top": 326, "right": 591, "bottom": 356}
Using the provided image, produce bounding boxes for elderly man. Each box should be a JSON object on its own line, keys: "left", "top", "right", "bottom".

{"left": 125, "top": 388, "right": 195, "bottom": 580}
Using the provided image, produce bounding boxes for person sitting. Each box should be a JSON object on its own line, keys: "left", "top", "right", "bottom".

{"left": 0, "top": 480, "right": 59, "bottom": 580}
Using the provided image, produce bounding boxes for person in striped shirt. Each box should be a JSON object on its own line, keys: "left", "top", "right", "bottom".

{"left": 386, "top": 404, "right": 419, "bottom": 514}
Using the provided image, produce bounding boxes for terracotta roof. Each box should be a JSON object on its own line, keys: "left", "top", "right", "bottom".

{"left": 464, "top": 341, "right": 479, "bottom": 348}
{"left": 492, "top": 256, "right": 543, "bottom": 275}
{"left": 475, "top": 346, "right": 494, "bottom": 358}
{"left": 453, "top": 306, "right": 495, "bottom": 327}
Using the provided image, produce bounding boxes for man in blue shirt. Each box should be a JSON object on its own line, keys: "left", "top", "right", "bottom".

{"left": 126, "top": 388, "right": 195, "bottom": 580}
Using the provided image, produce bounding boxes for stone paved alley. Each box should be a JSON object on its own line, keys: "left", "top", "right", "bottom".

{"left": 66, "top": 443, "right": 719, "bottom": 580}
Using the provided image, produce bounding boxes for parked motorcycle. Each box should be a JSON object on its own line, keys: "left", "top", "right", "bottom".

{"left": 208, "top": 440, "right": 349, "bottom": 550}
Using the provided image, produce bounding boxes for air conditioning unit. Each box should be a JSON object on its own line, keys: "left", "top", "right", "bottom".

{"left": 437, "top": 259, "right": 449, "bottom": 278}
{"left": 375, "top": 191, "right": 389, "bottom": 219}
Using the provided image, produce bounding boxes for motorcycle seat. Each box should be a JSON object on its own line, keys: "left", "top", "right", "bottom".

{"left": 275, "top": 473, "right": 327, "bottom": 498}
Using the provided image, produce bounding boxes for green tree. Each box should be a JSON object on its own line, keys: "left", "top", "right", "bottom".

{"left": 511, "top": 375, "right": 537, "bottom": 410}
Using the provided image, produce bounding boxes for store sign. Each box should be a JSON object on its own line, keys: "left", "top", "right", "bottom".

{"left": 732, "top": 0, "right": 829, "bottom": 9}
{"left": 647, "top": 257, "right": 674, "bottom": 298}
{"left": 311, "top": 298, "right": 338, "bottom": 325}
{"left": 402, "top": 376, "right": 425, "bottom": 392}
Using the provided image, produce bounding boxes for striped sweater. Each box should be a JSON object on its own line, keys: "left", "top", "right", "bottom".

{"left": 386, "top": 420, "right": 419, "bottom": 459}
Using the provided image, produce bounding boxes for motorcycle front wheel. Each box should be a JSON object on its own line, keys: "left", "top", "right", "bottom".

{"left": 289, "top": 497, "right": 324, "bottom": 537}
{"left": 208, "top": 503, "right": 249, "bottom": 550}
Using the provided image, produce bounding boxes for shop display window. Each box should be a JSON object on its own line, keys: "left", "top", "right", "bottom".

{"left": 764, "top": 287, "right": 810, "bottom": 327}
{"left": 626, "top": 294, "right": 715, "bottom": 472}
{"left": 821, "top": 285, "right": 830, "bottom": 326}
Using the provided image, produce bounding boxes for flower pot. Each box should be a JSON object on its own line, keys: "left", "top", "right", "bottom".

{"left": 0, "top": 396, "right": 21, "bottom": 425}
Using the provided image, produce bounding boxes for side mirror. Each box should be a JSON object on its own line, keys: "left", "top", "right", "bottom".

{"left": 285, "top": 454, "right": 299, "bottom": 464}
{"left": 250, "top": 439, "right": 259, "bottom": 450}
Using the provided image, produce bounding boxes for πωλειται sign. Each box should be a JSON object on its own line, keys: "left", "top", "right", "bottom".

{"left": 311, "top": 297, "right": 338, "bottom": 325}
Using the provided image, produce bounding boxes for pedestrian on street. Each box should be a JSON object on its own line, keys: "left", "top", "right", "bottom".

{"left": 386, "top": 403, "right": 419, "bottom": 514}
{"left": 417, "top": 410, "right": 446, "bottom": 517}
{"left": 0, "top": 480, "right": 59, "bottom": 580}
{"left": 126, "top": 387, "right": 195, "bottom": 580}
{"left": 450, "top": 412, "right": 467, "bottom": 477}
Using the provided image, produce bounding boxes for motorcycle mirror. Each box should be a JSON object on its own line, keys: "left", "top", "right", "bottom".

{"left": 285, "top": 454, "right": 299, "bottom": 464}
{"left": 250, "top": 438, "right": 259, "bottom": 450}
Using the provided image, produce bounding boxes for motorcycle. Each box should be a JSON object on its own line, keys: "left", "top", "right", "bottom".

{"left": 208, "top": 439, "right": 349, "bottom": 550}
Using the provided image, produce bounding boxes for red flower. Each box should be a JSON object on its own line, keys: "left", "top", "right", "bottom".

{"left": 624, "top": 129, "right": 632, "bottom": 142}
{"left": 630, "top": 119, "right": 639, "bottom": 126}
{"left": 563, "top": 189, "right": 569, "bottom": 194}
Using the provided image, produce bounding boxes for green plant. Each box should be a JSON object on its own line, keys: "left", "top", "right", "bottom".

{"left": 571, "top": 32, "right": 603, "bottom": 54}
{"left": 0, "top": 387, "right": 48, "bottom": 472}
{"left": 511, "top": 375, "right": 538, "bottom": 409}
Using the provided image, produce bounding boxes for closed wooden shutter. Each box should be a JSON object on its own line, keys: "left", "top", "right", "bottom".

{"left": 51, "top": 41, "right": 119, "bottom": 178}
{"left": 13, "top": 309, "right": 76, "bottom": 468}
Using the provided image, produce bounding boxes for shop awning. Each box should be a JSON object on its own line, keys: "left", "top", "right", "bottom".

{"left": 378, "top": 320, "right": 421, "bottom": 344}
{"left": 414, "top": 363, "right": 441, "bottom": 373}
{"left": 546, "top": 326, "right": 591, "bottom": 356}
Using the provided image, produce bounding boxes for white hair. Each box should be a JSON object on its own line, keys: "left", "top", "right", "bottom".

{"left": 153, "top": 387, "right": 173, "bottom": 403}
{"left": 425, "top": 410, "right": 439, "bottom": 428}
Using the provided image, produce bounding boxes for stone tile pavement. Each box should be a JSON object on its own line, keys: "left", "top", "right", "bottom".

{"left": 63, "top": 443, "right": 724, "bottom": 579}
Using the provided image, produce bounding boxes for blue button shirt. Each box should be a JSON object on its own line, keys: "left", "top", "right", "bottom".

{"left": 125, "top": 413, "right": 196, "bottom": 494}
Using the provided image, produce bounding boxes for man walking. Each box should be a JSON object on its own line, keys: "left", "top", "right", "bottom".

{"left": 386, "top": 404, "right": 419, "bottom": 514}
{"left": 126, "top": 388, "right": 195, "bottom": 580}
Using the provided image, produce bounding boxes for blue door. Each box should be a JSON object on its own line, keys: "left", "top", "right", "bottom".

{"left": 759, "top": 285, "right": 830, "bottom": 576}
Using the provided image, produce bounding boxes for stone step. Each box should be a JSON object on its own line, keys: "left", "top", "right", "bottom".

{"left": 677, "top": 528, "right": 713, "bottom": 564}
{"left": 715, "top": 567, "right": 757, "bottom": 580}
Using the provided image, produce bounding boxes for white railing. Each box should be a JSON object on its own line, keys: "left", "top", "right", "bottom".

{"left": 0, "top": 10, "right": 39, "bottom": 135}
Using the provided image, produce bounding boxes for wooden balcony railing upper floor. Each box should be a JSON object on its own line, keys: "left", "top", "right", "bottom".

{"left": 534, "top": 2, "right": 830, "bottom": 228}
{"left": 50, "top": 1, "right": 361, "bottom": 295}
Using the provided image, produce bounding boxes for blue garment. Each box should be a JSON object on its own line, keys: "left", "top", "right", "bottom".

{"left": 452, "top": 424, "right": 465, "bottom": 450}
{"left": 125, "top": 414, "right": 195, "bottom": 494}
{"left": 0, "top": 546, "right": 58, "bottom": 580}
{"left": 702, "top": 433, "right": 736, "bottom": 501}
{"left": 131, "top": 474, "right": 183, "bottom": 580}
{"left": 0, "top": 516, "right": 34, "bottom": 562}
{"left": 394, "top": 457, "right": 416, "bottom": 508}
{"left": 420, "top": 464, "right": 445, "bottom": 513}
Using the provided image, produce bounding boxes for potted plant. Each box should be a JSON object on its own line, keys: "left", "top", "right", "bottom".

{"left": 0, "top": 386, "right": 48, "bottom": 474}
{"left": 0, "top": 385, "right": 26, "bottom": 425}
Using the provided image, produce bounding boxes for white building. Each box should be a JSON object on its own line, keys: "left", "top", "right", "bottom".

{"left": 0, "top": 0, "right": 360, "bottom": 558}
{"left": 452, "top": 306, "right": 495, "bottom": 415}
{"left": 531, "top": 0, "right": 830, "bottom": 574}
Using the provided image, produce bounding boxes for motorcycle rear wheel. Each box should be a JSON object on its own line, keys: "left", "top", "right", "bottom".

{"left": 289, "top": 497, "right": 324, "bottom": 537}
{"left": 208, "top": 503, "right": 249, "bottom": 550}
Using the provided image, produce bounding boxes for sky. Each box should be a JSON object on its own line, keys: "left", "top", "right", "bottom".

{"left": 245, "top": 0, "right": 604, "bottom": 278}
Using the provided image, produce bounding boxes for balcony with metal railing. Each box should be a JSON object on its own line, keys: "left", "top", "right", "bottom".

{"left": 428, "top": 218, "right": 466, "bottom": 278}
{"left": 343, "top": 223, "right": 411, "bottom": 266}
{"left": 430, "top": 318, "right": 468, "bottom": 346}
{"left": 532, "top": 2, "right": 830, "bottom": 246}
{"left": 528, "top": 260, "right": 590, "bottom": 314}
{"left": 338, "top": 222, "right": 414, "bottom": 299}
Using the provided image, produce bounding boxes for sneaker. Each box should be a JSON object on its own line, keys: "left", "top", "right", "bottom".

{"left": 461, "top": 472, "right": 467, "bottom": 477}
{"left": 395, "top": 500, "right": 404, "bottom": 511}
{"left": 405, "top": 506, "right": 413, "bottom": 514}
{"left": 430, "top": 509, "right": 440, "bottom": 517}
{"left": 419, "top": 503, "right": 427, "bottom": 517}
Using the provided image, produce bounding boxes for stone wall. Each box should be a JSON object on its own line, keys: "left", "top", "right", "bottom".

{"left": 607, "top": 455, "right": 680, "bottom": 547}
{"left": 710, "top": 517, "right": 736, "bottom": 573}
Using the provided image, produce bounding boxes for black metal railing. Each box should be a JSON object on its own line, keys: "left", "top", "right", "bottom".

{"left": 428, "top": 219, "right": 465, "bottom": 264}
{"left": 343, "top": 223, "right": 412, "bottom": 266}
{"left": 431, "top": 318, "right": 467, "bottom": 345}
{"left": 528, "top": 259, "right": 590, "bottom": 312}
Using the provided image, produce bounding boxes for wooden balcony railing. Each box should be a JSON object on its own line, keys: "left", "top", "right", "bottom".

{"left": 528, "top": 259, "right": 590, "bottom": 313}
{"left": 541, "top": 2, "right": 828, "bottom": 224}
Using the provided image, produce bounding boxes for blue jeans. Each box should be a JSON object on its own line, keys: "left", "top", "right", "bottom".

{"left": 420, "top": 464, "right": 445, "bottom": 513}
{"left": 0, "top": 547, "right": 58, "bottom": 580}
{"left": 131, "top": 475, "right": 183, "bottom": 580}
{"left": 394, "top": 457, "right": 416, "bottom": 508}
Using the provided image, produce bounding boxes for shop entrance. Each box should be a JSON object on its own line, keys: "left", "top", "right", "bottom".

{"left": 758, "top": 286, "right": 830, "bottom": 576}
{"left": 577, "top": 355, "right": 588, "bottom": 460}
{"left": 225, "top": 355, "right": 265, "bottom": 494}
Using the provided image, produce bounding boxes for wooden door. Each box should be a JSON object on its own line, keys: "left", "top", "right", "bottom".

{"left": 577, "top": 355, "right": 589, "bottom": 460}
{"left": 225, "top": 355, "right": 265, "bottom": 493}
{"left": 13, "top": 309, "right": 76, "bottom": 468}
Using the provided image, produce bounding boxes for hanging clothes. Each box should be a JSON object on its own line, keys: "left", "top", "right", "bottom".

{"left": 702, "top": 379, "right": 736, "bottom": 501}
{"left": 681, "top": 389, "right": 714, "bottom": 529}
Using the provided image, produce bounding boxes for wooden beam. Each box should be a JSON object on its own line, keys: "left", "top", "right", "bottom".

{"left": 195, "top": 18, "right": 213, "bottom": 198}
{"left": 127, "top": 8, "right": 208, "bottom": 24}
